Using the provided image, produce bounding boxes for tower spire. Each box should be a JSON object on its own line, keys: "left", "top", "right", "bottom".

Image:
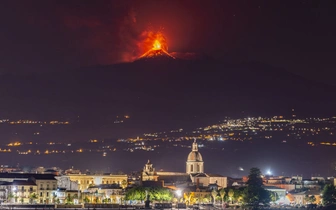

{"left": 192, "top": 139, "right": 198, "bottom": 152}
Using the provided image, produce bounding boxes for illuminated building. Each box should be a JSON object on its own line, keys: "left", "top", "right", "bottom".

{"left": 141, "top": 160, "right": 159, "bottom": 181}
{"left": 141, "top": 140, "right": 227, "bottom": 189}
{"left": 0, "top": 180, "right": 37, "bottom": 203}
{"left": 0, "top": 173, "right": 57, "bottom": 204}
{"left": 186, "top": 140, "right": 204, "bottom": 174}
{"left": 57, "top": 174, "right": 127, "bottom": 191}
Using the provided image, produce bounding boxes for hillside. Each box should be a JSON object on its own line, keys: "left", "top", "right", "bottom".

{"left": 0, "top": 58, "right": 335, "bottom": 139}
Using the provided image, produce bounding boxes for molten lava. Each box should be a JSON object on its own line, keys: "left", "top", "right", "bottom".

{"left": 138, "top": 32, "right": 175, "bottom": 59}
{"left": 153, "top": 40, "right": 161, "bottom": 50}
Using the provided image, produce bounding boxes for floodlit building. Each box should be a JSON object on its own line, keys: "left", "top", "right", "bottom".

{"left": 289, "top": 189, "right": 322, "bottom": 205}
{"left": 57, "top": 174, "right": 127, "bottom": 191}
{"left": 86, "top": 184, "right": 124, "bottom": 203}
{"left": 0, "top": 180, "right": 37, "bottom": 203}
{"left": 0, "top": 173, "right": 57, "bottom": 204}
{"left": 141, "top": 140, "right": 227, "bottom": 189}
{"left": 186, "top": 140, "right": 204, "bottom": 174}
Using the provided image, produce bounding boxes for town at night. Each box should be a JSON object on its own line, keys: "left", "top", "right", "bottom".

{"left": 1, "top": 0, "right": 336, "bottom": 209}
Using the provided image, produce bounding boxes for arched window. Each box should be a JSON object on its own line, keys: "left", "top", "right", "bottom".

{"left": 190, "top": 165, "right": 193, "bottom": 172}
{"left": 197, "top": 165, "right": 200, "bottom": 172}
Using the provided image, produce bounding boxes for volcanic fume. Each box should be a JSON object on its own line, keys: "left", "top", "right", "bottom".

{"left": 138, "top": 35, "right": 175, "bottom": 60}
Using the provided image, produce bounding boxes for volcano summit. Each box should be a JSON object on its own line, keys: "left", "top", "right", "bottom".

{"left": 138, "top": 38, "right": 175, "bottom": 60}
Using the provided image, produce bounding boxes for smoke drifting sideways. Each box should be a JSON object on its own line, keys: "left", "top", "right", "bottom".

{"left": 64, "top": 8, "right": 151, "bottom": 64}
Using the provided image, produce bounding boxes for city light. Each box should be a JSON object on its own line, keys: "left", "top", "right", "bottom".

{"left": 266, "top": 169, "right": 272, "bottom": 175}
{"left": 176, "top": 189, "right": 182, "bottom": 197}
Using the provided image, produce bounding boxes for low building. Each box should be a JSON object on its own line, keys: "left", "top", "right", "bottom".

{"left": 0, "top": 173, "right": 57, "bottom": 204}
{"left": 289, "top": 189, "right": 322, "bottom": 205}
{"left": 0, "top": 180, "right": 37, "bottom": 204}
{"left": 57, "top": 174, "right": 127, "bottom": 191}
{"left": 56, "top": 176, "right": 79, "bottom": 191}
{"left": 227, "top": 177, "right": 246, "bottom": 187}
{"left": 190, "top": 173, "right": 227, "bottom": 188}
{"left": 264, "top": 183, "right": 297, "bottom": 192}
{"left": 264, "top": 186, "right": 288, "bottom": 204}
{"left": 86, "top": 184, "right": 124, "bottom": 203}
{"left": 55, "top": 189, "right": 80, "bottom": 204}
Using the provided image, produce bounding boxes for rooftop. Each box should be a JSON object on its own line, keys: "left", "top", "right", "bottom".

{"left": 0, "top": 173, "right": 56, "bottom": 180}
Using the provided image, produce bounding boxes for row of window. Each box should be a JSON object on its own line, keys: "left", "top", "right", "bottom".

{"left": 39, "top": 183, "right": 56, "bottom": 189}
{"left": 75, "top": 180, "right": 121, "bottom": 185}
{"left": 40, "top": 191, "right": 56, "bottom": 197}
{"left": 189, "top": 164, "right": 202, "bottom": 172}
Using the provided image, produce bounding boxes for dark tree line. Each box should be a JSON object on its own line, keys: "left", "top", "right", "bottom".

{"left": 322, "top": 184, "right": 336, "bottom": 206}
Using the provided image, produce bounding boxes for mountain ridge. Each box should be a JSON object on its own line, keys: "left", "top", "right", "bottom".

{"left": 0, "top": 59, "right": 335, "bottom": 132}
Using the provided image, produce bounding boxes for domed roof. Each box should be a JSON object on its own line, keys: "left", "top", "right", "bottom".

{"left": 187, "top": 151, "right": 203, "bottom": 162}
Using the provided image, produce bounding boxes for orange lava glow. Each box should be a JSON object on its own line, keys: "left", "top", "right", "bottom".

{"left": 153, "top": 40, "right": 162, "bottom": 50}
{"left": 138, "top": 31, "right": 174, "bottom": 59}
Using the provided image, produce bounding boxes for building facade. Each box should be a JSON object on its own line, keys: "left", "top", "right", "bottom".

{"left": 140, "top": 140, "right": 227, "bottom": 189}
{"left": 57, "top": 174, "right": 127, "bottom": 191}
{"left": 0, "top": 180, "right": 37, "bottom": 203}
{"left": 142, "top": 160, "right": 159, "bottom": 181}
{"left": 186, "top": 140, "right": 204, "bottom": 174}
{"left": 34, "top": 177, "right": 57, "bottom": 204}
{"left": 0, "top": 173, "right": 57, "bottom": 204}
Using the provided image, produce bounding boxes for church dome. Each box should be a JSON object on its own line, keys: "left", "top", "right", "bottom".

{"left": 186, "top": 140, "right": 204, "bottom": 174}
{"left": 187, "top": 151, "right": 203, "bottom": 162}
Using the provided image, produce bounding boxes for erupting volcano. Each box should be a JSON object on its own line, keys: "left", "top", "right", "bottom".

{"left": 138, "top": 32, "right": 175, "bottom": 60}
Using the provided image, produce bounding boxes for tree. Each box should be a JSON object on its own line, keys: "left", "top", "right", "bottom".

{"left": 83, "top": 196, "right": 90, "bottom": 203}
{"left": 304, "top": 195, "right": 310, "bottom": 204}
{"left": 72, "top": 194, "right": 78, "bottom": 200}
{"left": 211, "top": 190, "right": 217, "bottom": 204}
{"left": 233, "top": 188, "right": 244, "bottom": 204}
{"left": 66, "top": 194, "right": 72, "bottom": 204}
{"left": 125, "top": 186, "right": 173, "bottom": 202}
{"left": 8, "top": 192, "right": 14, "bottom": 203}
{"left": 219, "top": 188, "right": 226, "bottom": 204}
{"left": 53, "top": 193, "right": 57, "bottom": 203}
{"left": 125, "top": 187, "right": 146, "bottom": 201}
{"left": 184, "top": 191, "right": 195, "bottom": 205}
{"left": 310, "top": 195, "right": 316, "bottom": 204}
{"left": 29, "top": 193, "right": 38, "bottom": 204}
{"left": 242, "top": 168, "right": 271, "bottom": 209}
{"left": 14, "top": 195, "right": 19, "bottom": 203}
{"left": 228, "top": 189, "right": 234, "bottom": 204}
{"left": 322, "top": 184, "right": 336, "bottom": 205}
{"left": 270, "top": 192, "right": 279, "bottom": 203}
{"left": 121, "top": 180, "right": 128, "bottom": 189}
{"left": 102, "top": 198, "right": 109, "bottom": 203}
{"left": 304, "top": 195, "right": 316, "bottom": 204}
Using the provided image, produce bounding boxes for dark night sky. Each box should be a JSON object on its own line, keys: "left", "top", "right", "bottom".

{"left": 1, "top": 0, "right": 336, "bottom": 85}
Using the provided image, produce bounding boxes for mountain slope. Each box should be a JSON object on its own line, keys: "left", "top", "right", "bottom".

{"left": 0, "top": 59, "right": 335, "bottom": 135}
